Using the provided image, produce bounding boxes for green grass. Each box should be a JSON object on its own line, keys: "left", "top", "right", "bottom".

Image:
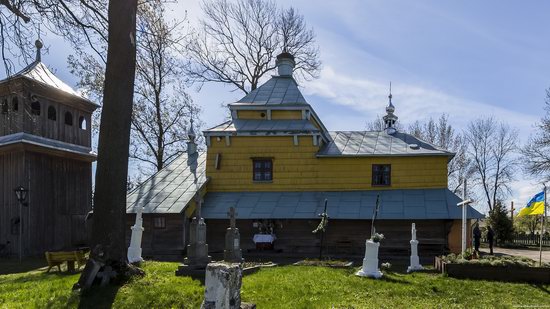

{"left": 0, "top": 261, "right": 549, "bottom": 308}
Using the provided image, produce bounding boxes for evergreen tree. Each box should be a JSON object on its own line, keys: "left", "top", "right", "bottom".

{"left": 488, "top": 200, "right": 514, "bottom": 245}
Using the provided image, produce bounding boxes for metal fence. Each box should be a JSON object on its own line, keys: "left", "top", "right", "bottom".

{"left": 482, "top": 233, "right": 550, "bottom": 247}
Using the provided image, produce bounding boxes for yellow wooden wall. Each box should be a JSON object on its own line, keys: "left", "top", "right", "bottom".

{"left": 271, "top": 110, "right": 302, "bottom": 120}
{"left": 236, "top": 110, "right": 266, "bottom": 119}
{"left": 236, "top": 110, "right": 304, "bottom": 120}
{"left": 206, "top": 135, "right": 449, "bottom": 192}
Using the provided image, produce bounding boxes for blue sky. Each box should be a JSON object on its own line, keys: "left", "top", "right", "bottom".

{"left": 11, "top": 0, "right": 550, "bottom": 212}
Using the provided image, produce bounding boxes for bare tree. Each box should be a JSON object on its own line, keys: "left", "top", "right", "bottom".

{"left": 466, "top": 117, "right": 518, "bottom": 212}
{"left": 185, "top": 0, "right": 321, "bottom": 94}
{"left": 131, "top": 4, "right": 200, "bottom": 173}
{"left": 408, "top": 114, "right": 473, "bottom": 194}
{"left": 0, "top": 1, "right": 108, "bottom": 75}
{"left": 68, "top": 3, "right": 200, "bottom": 176}
{"left": 522, "top": 88, "right": 550, "bottom": 181}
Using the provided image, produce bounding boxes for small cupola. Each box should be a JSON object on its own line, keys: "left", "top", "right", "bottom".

{"left": 276, "top": 52, "right": 295, "bottom": 76}
{"left": 35, "top": 39, "right": 43, "bottom": 62}
{"left": 383, "top": 82, "right": 398, "bottom": 134}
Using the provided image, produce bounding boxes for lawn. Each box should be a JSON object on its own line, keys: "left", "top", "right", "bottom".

{"left": 0, "top": 260, "right": 549, "bottom": 308}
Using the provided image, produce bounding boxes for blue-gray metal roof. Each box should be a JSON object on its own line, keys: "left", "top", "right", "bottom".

{"left": 126, "top": 152, "right": 207, "bottom": 214}
{"left": 0, "top": 132, "right": 96, "bottom": 158}
{"left": 202, "top": 189, "right": 484, "bottom": 220}
{"left": 231, "top": 76, "right": 308, "bottom": 106}
{"left": 0, "top": 60, "right": 98, "bottom": 106}
{"left": 317, "top": 131, "right": 453, "bottom": 157}
{"left": 205, "top": 119, "right": 320, "bottom": 133}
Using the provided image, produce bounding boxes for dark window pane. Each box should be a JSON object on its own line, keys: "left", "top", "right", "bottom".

{"left": 48, "top": 106, "right": 56, "bottom": 121}
{"left": 372, "top": 164, "right": 391, "bottom": 186}
{"left": 31, "top": 101, "right": 41, "bottom": 115}
{"left": 65, "top": 112, "right": 73, "bottom": 126}
{"left": 253, "top": 159, "right": 273, "bottom": 181}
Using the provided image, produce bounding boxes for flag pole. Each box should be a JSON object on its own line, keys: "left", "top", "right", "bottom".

{"left": 540, "top": 184, "right": 546, "bottom": 267}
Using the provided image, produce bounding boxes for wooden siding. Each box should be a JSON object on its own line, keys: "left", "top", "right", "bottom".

{"left": 271, "top": 110, "right": 303, "bottom": 120}
{"left": 236, "top": 110, "right": 266, "bottom": 120}
{"left": 206, "top": 219, "right": 458, "bottom": 258}
{"left": 236, "top": 110, "right": 305, "bottom": 120}
{"left": 126, "top": 213, "right": 186, "bottom": 260}
{"left": 0, "top": 81, "right": 93, "bottom": 148}
{"left": 0, "top": 151, "right": 92, "bottom": 257}
{"left": 206, "top": 136, "right": 449, "bottom": 192}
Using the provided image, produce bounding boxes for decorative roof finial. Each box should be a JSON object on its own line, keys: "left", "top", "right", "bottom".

{"left": 35, "top": 39, "right": 43, "bottom": 62}
{"left": 187, "top": 117, "right": 196, "bottom": 142}
{"left": 383, "top": 81, "right": 398, "bottom": 133}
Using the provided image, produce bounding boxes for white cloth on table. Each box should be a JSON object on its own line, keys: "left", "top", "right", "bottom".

{"left": 253, "top": 234, "right": 277, "bottom": 244}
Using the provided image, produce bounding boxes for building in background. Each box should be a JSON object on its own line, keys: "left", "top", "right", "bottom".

{"left": 126, "top": 52, "right": 483, "bottom": 260}
{"left": 0, "top": 40, "right": 97, "bottom": 257}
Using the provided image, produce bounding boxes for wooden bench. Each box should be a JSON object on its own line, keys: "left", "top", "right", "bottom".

{"left": 45, "top": 250, "right": 88, "bottom": 272}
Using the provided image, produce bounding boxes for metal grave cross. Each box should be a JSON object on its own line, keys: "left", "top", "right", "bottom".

{"left": 228, "top": 206, "right": 237, "bottom": 229}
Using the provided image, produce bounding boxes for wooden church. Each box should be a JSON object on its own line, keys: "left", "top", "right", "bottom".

{"left": 0, "top": 40, "right": 97, "bottom": 257}
{"left": 126, "top": 52, "right": 483, "bottom": 260}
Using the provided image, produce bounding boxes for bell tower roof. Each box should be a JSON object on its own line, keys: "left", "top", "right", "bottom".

{"left": 0, "top": 40, "right": 98, "bottom": 108}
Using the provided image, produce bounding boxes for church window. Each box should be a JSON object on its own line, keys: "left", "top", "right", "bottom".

{"left": 65, "top": 111, "right": 73, "bottom": 126}
{"left": 372, "top": 164, "right": 391, "bottom": 186}
{"left": 31, "top": 101, "right": 41, "bottom": 115}
{"left": 79, "top": 116, "right": 87, "bottom": 130}
{"left": 253, "top": 159, "right": 273, "bottom": 181}
{"left": 48, "top": 106, "right": 57, "bottom": 121}
{"left": 12, "top": 97, "right": 18, "bottom": 111}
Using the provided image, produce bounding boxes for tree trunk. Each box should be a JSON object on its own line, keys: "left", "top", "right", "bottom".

{"left": 92, "top": 0, "right": 138, "bottom": 263}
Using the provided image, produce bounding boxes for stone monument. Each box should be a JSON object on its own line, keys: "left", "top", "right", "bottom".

{"left": 224, "top": 207, "right": 243, "bottom": 263}
{"left": 356, "top": 194, "right": 383, "bottom": 278}
{"left": 176, "top": 119, "right": 211, "bottom": 275}
{"left": 127, "top": 205, "right": 144, "bottom": 263}
{"left": 356, "top": 239, "right": 383, "bottom": 278}
{"left": 201, "top": 262, "right": 243, "bottom": 309}
{"left": 407, "top": 223, "right": 423, "bottom": 273}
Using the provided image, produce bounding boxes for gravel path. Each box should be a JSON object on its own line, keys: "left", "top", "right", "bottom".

{"left": 483, "top": 247, "right": 550, "bottom": 263}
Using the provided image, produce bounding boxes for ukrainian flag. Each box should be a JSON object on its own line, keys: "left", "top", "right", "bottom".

{"left": 518, "top": 191, "right": 546, "bottom": 217}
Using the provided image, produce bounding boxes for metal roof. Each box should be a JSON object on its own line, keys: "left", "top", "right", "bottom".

{"left": 205, "top": 119, "right": 320, "bottom": 134}
{"left": 231, "top": 76, "right": 308, "bottom": 106}
{"left": 317, "top": 131, "right": 453, "bottom": 157}
{"left": 0, "top": 61, "right": 97, "bottom": 106}
{"left": 0, "top": 132, "right": 96, "bottom": 158}
{"left": 126, "top": 152, "right": 207, "bottom": 214}
{"left": 202, "top": 189, "right": 484, "bottom": 220}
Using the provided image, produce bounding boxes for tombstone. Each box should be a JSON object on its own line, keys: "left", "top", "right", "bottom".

{"left": 355, "top": 239, "right": 383, "bottom": 278}
{"left": 407, "top": 223, "right": 423, "bottom": 273}
{"left": 176, "top": 120, "right": 211, "bottom": 275}
{"left": 178, "top": 195, "right": 211, "bottom": 272}
{"left": 201, "top": 262, "right": 242, "bottom": 309}
{"left": 127, "top": 205, "right": 144, "bottom": 264}
{"left": 224, "top": 207, "right": 243, "bottom": 263}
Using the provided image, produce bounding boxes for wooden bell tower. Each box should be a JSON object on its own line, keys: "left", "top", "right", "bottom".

{"left": 0, "top": 40, "right": 98, "bottom": 257}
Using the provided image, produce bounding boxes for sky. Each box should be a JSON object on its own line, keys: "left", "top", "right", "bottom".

{"left": 9, "top": 0, "right": 550, "bottom": 214}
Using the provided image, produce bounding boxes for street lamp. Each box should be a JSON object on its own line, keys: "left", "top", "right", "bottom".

{"left": 13, "top": 186, "right": 28, "bottom": 263}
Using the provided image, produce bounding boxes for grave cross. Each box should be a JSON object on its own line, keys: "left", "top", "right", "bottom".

{"left": 96, "top": 266, "right": 117, "bottom": 287}
{"left": 228, "top": 206, "right": 237, "bottom": 229}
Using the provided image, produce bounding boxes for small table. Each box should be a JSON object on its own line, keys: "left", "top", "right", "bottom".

{"left": 253, "top": 234, "right": 276, "bottom": 250}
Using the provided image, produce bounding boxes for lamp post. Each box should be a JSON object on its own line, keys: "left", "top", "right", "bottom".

{"left": 14, "top": 186, "right": 28, "bottom": 263}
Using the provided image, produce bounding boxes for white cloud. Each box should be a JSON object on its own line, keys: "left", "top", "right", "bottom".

{"left": 303, "top": 66, "right": 538, "bottom": 139}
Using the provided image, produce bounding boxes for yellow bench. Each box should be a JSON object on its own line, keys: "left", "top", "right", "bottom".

{"left": 45, "top": 250, "right": 88, "bottom": 272}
